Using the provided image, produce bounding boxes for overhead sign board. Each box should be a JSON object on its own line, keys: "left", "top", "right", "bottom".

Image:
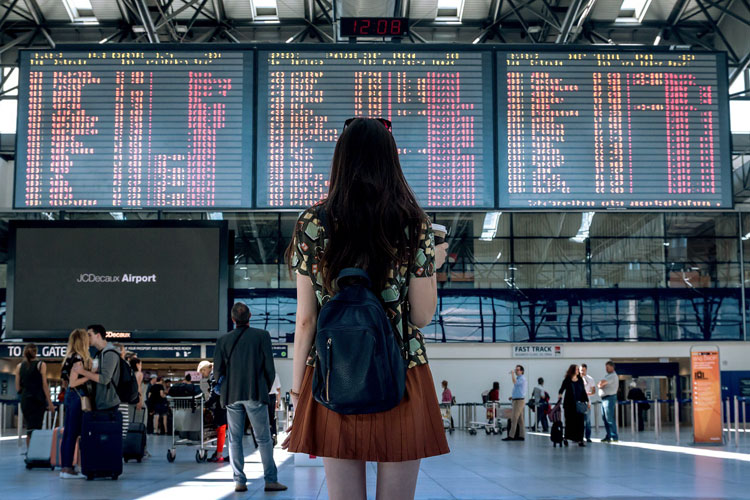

{"left": 512, "top": 344, "right": 563, "bottom": 358}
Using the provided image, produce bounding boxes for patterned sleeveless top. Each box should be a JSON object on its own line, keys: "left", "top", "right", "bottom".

{"left": 290, "top": 205, "right": 436, "bottom": 369}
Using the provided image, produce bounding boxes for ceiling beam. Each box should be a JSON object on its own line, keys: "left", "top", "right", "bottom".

{"left": 556, "top": 0, "right": 586, "bottom": 43}
{"left": 134, "top": 0, "right": 159, "bottom": 43}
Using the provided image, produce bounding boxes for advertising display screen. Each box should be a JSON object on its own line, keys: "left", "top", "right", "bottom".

{"left": 498, "top": 50, "right": 730, "bottom": 209}
{"left": 7, "top": 221, "right": 228, "bottom": 340}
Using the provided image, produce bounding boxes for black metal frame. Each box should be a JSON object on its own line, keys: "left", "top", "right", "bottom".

{"left": 6, "top": 219, "right": 229, "bottom": 340}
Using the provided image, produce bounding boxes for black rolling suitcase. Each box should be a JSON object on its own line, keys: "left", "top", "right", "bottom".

{"left": 551, "top": 421, "right": 564, "bottom": 447}
{"left": 81, "top": 409, "right": 123, "bottom": 480}
{"left": 123, "top": 410, "right": 147, "bottom": 463}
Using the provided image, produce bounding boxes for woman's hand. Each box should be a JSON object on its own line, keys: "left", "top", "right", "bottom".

{"left": 291, "top": 392, "right": 299, "bottom": 411}
{"left": 281, "top": 423, "right": 294, "bottom": 450}
{"left": 435, "top": 242, "right": 449, "bottom": 269}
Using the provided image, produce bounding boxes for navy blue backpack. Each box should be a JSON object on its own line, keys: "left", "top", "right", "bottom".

{"left": 312, "top": 268, "right": 408, "bottom": 415}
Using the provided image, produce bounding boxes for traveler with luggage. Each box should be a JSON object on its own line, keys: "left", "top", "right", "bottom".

{"left": 197, "top": 360, "right": 227, "bottom": 463}
{"left": 487, "top": 381, "right": 500, "bottom": 402}
{"left": 72, "top": 324, "right": 135, "bottom": 480}
{"left": 282, "top": 118, "right": 450, "bottom": 500}
{"left": 14, "top": 343, "right": 55, "bottom": 448}
{"left": 213, "top": 302, "right": 287, "bottom": 493}
{"left": 122, "top": 357, "right": 149, "bottom": 462}
{"left": 558, "top": 364, "right": 590, "bottom": 447}
{"left": 58, "top": 329, "right": 92, "bottom": 479}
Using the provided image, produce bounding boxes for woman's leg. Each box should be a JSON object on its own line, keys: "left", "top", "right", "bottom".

{"left": 323, "top": 458, "right": 366, "bottom": 500}
{"left": 376, "top": 460, "right": 420, "bottom": 500}
{"left": 60, "top": 391, "right": 82, "bottom": 473}
{"left": 153, "top": 414, "right": 159, "bottom": 434}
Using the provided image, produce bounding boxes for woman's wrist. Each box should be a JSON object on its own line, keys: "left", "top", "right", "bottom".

{"left": 290, "top": 388, "right": 300, "bottom": 398}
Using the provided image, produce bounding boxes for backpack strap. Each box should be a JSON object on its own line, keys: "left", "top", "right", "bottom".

{"left": 223, "top": 326, "right": 249, "bottom": 401}
{"left": 103, "top": 349, "right": 121, "bottom": 394}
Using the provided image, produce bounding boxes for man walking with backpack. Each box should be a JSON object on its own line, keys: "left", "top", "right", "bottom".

{"left": 214, "top": 303, "right": 287, "bottom": 494}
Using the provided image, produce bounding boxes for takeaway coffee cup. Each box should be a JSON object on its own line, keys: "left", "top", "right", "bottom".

{"left": 432, "top": 224, "right": 448, "bottom": 245}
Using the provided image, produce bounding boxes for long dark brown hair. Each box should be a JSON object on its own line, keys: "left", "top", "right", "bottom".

{"left": 565, "top": 364, "right": 580, "bottom": 379}
{"left": 287, "top": 118, "right": 426, "bottom": 294}
{"left": 23, "top": 343, "right": 37, "bottom": 363}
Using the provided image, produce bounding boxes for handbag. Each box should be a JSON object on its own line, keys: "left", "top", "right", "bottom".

{"left": 75, "top": 388, "right": 93, "bottom": 412}
{"left": 80, "top": 395, "right": 93, "bottom": 412}
{"left": 576, "top": 401, "right": 589, "bottom": 414}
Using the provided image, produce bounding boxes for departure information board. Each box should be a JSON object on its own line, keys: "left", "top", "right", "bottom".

{"left": 498, "top": 51, "right": 730, "bottom": 208}
{"left": 15, "top": 50, "right": 252, "bottom": 209}
{"left": 14, "top": 46, "right": 731, "bottom": 211}
{"left": 256, "top": 50, "right": 494, "bottom": 208}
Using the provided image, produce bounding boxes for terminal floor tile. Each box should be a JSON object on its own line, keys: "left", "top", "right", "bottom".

{"left": 1, "top": 430, "right": 748, "bottom": 499}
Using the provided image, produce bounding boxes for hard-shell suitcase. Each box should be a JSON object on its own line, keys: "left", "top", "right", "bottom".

{"left": 52, "top": 428, "right": 81, "bottom": 469}
{"left": 551, "top": 421, "right": 564, "bottom": 447}
{"left": 25, "top": 412, "right": 56, "bottom": 470}
{"left": 51, "top": 426, "right": 63, "bottom": 469}
{"left": 123, "top": 410, "right": 147, "bottom": 463}
{"left": 80, "top": 409, "right": 123, "bottom": 480}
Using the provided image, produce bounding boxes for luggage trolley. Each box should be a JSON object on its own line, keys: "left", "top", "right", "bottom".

{"left": 468, "top": 402, "right": 504, "bottom": 435}
{"left": 166, "top": 394, "right": 212, "bottom": 463}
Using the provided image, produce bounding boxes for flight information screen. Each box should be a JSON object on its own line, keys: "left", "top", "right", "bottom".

{"left": 498, "top": 50, "right": 730, "bottom": 209}
{"left": 15, "top": 49, "right": 252, "bottom": 209}
{"left": 257, "top": 49, "right": 494, "bottom": 208}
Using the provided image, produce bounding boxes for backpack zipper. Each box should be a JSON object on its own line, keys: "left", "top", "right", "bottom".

{"left": 325, "top": 337, "right": 332, "bottom": 402}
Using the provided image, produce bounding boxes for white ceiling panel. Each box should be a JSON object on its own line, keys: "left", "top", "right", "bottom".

{"left": 90, "top": 0, "right": 122, "bottom": 21}
{"left": 462, "top": 0, "right": 492, "bottom": 20}
{"left": 339, "top": 0, "right": 394, "bottom": 17}
{"left": 643, "top": 0, "right": 678, "bottom": 21}
{"left": 590, "top": 0, "right": 624, "bottom": 22}
{"left": 409, "top": 0, "right": 439, "bottom": 19}
{"left": 223, "top": 0, "right": 254, "bottom": 19}
{"left": 38, "top": 0, "right": 75, "bottom": 21}
{"left": 276, "top": 0, "right": 304, "bottom": 17}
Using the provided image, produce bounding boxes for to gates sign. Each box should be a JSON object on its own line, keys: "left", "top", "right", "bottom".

{"left": 691, "top": 348, "right": 723, "bottom": 444}
{"left": 1, "top": 343, "right": 68, "bottom": 359}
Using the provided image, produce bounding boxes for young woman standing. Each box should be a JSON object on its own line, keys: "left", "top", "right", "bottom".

{"left": 283, "top": 118, "right": 450, "bottom": 500}
{"left": 59, "top": 329, "right": 91, "bottom": 478}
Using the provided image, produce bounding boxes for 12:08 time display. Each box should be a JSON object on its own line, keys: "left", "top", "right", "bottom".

{"left": 339, "top": 18, "right": 409, "bottom": 37}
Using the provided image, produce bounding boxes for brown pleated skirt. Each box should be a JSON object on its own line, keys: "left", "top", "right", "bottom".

{"left": 287, "top": 364, "right": 450, "bottom": 462}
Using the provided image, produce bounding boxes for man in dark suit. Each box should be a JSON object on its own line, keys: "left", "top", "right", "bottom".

{"left": 214, "top": 302, "right": 287, "bottom": 493}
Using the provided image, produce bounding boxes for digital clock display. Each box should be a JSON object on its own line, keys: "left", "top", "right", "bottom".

{"left": 340, "top": 18, "right": 409, "bottom": 37}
